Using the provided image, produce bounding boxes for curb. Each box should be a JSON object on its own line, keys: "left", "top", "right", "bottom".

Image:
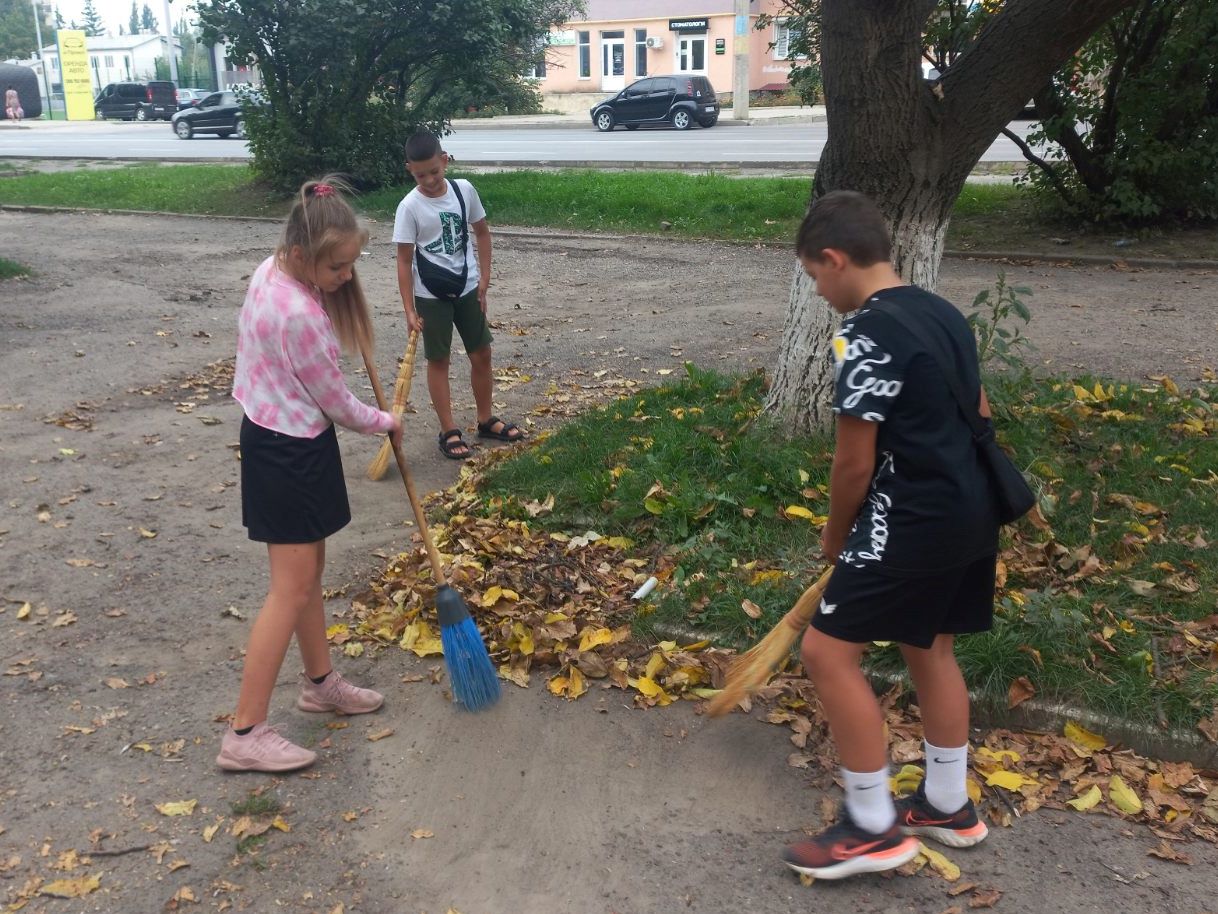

{"left": 648, "top": 621, "right": 1218, "bottom": 767}
{"left": 3, "top": 204, "right": 1214, "bottom": 271}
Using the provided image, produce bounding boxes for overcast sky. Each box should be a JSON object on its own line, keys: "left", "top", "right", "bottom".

{"left": 54, "top": 0, "right": 196, "bottom": 34}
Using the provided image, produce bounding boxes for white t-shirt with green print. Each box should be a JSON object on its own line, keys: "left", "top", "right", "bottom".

{"left": 392, "top": 179, "right": 486, "bottom": 300}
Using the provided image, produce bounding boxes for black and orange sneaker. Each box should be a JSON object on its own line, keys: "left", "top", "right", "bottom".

{"left": 782, "top": 812, "right": 920, "bottom": 881}
{"left": 894, "top": 782, "right": 989, "bottom": 848}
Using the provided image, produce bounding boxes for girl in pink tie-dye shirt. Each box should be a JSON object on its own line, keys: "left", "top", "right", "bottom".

{"left": 219, "top": 177, "right": 403, "bottom": 773}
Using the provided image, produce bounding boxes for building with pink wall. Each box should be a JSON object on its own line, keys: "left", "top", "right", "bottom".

{"left": 535, "top": 0, "right": 801, "bottom": 110}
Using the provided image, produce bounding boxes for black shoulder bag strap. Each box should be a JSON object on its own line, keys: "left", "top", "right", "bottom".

{"left": 449, "top": 177, "right": 469, "bottom": 290}
{"left": 865, "top": 299, "right": 989, "bottom": 443}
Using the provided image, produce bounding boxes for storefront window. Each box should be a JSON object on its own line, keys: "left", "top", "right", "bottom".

{"left": 634, "top": 28, "right": 647, "bottom": 77}
{"left": 677, "top": 36, "right": 706, "bottom": 72}
{"left": 578, "top": 30, "right": 590, "bottom": 78}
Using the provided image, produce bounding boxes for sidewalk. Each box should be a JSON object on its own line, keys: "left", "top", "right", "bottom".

{"left": 454, "top": 103, "right": 825, "bottom": 129}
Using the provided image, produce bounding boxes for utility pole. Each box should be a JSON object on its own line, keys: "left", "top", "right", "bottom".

{"left": 30, "top": 0, "right": 53, "bottom": 116}
{"left": 732, "top": 0, "right": 749, "bottom": 121}
{"left": 161, "top": 0, "right": 179, "bottom": 83}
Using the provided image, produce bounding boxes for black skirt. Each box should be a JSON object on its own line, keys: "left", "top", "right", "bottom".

{"left": 240, "top": 416, "right": 351, "bottom": 544}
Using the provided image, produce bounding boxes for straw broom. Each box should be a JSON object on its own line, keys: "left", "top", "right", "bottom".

{"left": 705, "top": 566, "right": 834, "bottom": 717}
{"left": 366, "top": 330, "right": 419, "bottom": 481}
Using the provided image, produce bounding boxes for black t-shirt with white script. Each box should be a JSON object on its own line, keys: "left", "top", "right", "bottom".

{"left": 831, "top": 285, "right": 998, "bottom": 576}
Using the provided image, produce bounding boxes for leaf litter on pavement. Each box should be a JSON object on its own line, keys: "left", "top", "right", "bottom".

{"left": 332, "top": 379, "right": 1218, "bottom": 888}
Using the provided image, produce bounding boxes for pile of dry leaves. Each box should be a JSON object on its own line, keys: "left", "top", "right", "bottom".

{"left": 336, "top": 460, "right": 1218, "bottom": 881}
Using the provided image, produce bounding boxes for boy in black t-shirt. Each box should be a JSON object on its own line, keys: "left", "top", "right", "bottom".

{"left": 781, "top": 191, "right": 998, "bottom": 881}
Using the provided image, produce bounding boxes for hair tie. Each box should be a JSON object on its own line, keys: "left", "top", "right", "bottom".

{"left": 312, "top": 183, "right": 335, "bottom": 198}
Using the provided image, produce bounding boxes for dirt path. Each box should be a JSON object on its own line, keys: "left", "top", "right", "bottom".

{"left": 1, "top": 211, "right": 1216, "bottom": 914}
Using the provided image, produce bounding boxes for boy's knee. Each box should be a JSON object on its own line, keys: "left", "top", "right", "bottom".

{"left": 469, "top": 344, "right": 492, "bottom": 365}
{"left": 800, "top": 627, "right": 857, "bottom": 679}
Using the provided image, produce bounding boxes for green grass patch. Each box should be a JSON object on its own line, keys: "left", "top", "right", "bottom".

{"left": 0, "top": 257, "right": 30, "bottom": 279}
{"left": 4, "top": 164, "right": 1214, "bottom": 259}
{"left": 0, "top": 163, "right": 288, "bottom": 218}
{"left": 230, "top": 791, "right": 282, "bottom": 817}
{"left": 477, "top": 367, "right": 1218, "bottom": 729}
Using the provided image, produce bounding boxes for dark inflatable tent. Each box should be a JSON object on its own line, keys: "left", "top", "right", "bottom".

{"left": 1, "top": 63, "right": 43, "bottom": 119}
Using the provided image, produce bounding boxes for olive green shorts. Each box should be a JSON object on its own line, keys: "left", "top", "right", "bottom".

{"left": 415, "top": 291, "right": 493, "bottom": 362}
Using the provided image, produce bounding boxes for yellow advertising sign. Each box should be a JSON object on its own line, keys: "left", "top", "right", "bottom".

{"left": 56, "top": 30, "right": 95, "bottom": 121}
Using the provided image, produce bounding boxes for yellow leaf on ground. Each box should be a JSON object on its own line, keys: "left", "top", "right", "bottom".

{"left": 918, "top": 844, "right": 961, "bottom": 881}
{"left": 750, "top": 569, "right": 785, "bottom": 585}
{"left": 139, "top": 527, "right": 157, "bottom": 538}
{"left": 1109, "top": 775, "right": 1144, "bottom": 814}
{"left": 967, "top": 778, "right": 982, "bottom": 805}
{"left": 577, "top": 627, "right": 614, "bottom": 652}
{"left": 784, "top": 505, "right": 816, "bottom": 520}
{"left": 410, "top": 828, "right": 434, "bottom": 839}
{"left": 17, "top": 602, "right": 31, "bottom": 619}
{"left": 1066, "top": 785, "right": 1102, "bottom": 811}
{"left": 155, "top": 799, "right": 198, "bottom": 817}
{"left": 399, "top": 620, "right": 444, "bottom": 657}
{"left": 481, "top": 585, "right": 519, "bottom": 607}
{"left": 202, "top": 821, "right": 222, "bottom": 843}
{"left": 270, "top": 816, "right": 290, "bottom": 833}
{"left": 40, "top": 874, "right": 101, "bottom": 898}
{"left": 366, "top": 728, "right": 394, "bottom": 742}
{"left": 1064, "top": 721, "right": 1108, "bottom": 751}
{"left": 985, "top": 769, "right": 1033, "bottom": 791}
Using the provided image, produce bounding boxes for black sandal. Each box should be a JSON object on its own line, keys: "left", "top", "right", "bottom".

{"left": 438, "top": 428, "right": 472, "bottom": 460}
{"left": 476, "top": 415, "right": 524, "bottom": 442}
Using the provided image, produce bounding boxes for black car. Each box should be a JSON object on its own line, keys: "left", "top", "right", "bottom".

{"left": 171, "top": 90, "right": 255, "bottom": 139}
{"left": 94, "top": 80, "right": 178, "bottom": 121}
{"left": 590, "top": 75, "right": 720, "bottom": 131}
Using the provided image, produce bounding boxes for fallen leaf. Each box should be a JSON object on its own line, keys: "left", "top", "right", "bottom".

{"left": 1109, "top": 775, "right": 1144, "bottom": 814}
{"left": 919, "top": 844, "right": 961, "bottom": 881}
{"left": 156, "top": 799, "right": 198, "bottom": 817}
{"left": 1064, "top": 720, "right": 1108, "bottom": 751}
{"left": 1066, "top": 785, "right": 1102, "bottom": 811}
{"left": 969, "top": 887, "right": 1002, "bottom": 909}
{"left": 139, "top": 528, "right": 157, "bottom": 539}
{"left": 410, "top": 828, "right": 434, "bottom": 839}
{"left": 1148, "top": 841, "right": 1193, "bottom": 864}
{"left": 1007, "top": 676, "right": 1035, "bottom": 709}
{"left": 104, "top": 677, "right": 129, "bottom": 690}
{"left": 741, "top": 599, "right": 763, "bottom": 619}
{"left": 366, "top": 728, "right": 394, "bottom": 742}
{"left": 39, "top": 874, "right": 101, "bottom": 898}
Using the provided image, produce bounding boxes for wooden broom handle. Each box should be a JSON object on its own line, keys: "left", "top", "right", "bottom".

{"left": 359, "top": 341, "right": 447, "bottom": 582}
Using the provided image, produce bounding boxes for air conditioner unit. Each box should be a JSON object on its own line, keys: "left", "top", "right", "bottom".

{"left": 644, "top": 36, "right": 664, "bottom": 49}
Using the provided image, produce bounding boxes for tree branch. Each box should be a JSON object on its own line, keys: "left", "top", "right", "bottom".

{"left": 1000, "top": 125, "right": 1073, "bottom": 204}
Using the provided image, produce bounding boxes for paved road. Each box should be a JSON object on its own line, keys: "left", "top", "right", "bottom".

{"left": 0, "top": 119, "right": 1039, "bottom": 165}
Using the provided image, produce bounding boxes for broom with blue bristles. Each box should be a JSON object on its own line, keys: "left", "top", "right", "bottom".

{"left": 359, "top": 342, "right": 501, "bottom": 711}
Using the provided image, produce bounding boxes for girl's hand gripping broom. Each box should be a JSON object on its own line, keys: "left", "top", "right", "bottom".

{"left": 366, "top": 331, "right": 419, "bottom": 481}
{"left": 705, "top": 566, "right": 833, "bottom": 717}
{"left": 359, "top": 341, "right": 501, "bottom": 711}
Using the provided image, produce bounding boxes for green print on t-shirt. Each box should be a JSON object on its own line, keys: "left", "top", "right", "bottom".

{"left": 423, "top": 211, "right": 464, "bottom": 256}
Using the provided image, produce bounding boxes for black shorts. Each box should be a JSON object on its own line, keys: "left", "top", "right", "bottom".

{"left": 811, "top": 554, "right": 996, "bottom": 649}
{"left": 240, "top": 416, "right": 351, "bottom": 544}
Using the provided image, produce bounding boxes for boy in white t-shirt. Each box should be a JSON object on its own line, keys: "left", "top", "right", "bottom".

{"left": 393, "top": 131, "right": 523, "bottom": 459}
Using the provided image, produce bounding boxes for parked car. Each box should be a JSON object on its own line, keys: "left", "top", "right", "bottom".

{"left": 175, "top": 88, "right": 208, "bottom": 109}
{"left": 590, "top": 76, "right": 719, "bottom": 132}
{"left": 94, "top": 80, "right": 178, "bottom": 121}
{"left": 171, "top": 90, "right": 258, "bottom": 139}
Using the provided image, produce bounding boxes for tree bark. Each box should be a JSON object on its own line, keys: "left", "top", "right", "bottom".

{"left": 765, "top": 0, "right": 1141, "bottom": 433}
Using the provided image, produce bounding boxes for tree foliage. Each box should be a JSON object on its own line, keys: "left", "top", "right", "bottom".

{"left": 0, "top": 0, "right": 38, "bottom": 59}
{"left": 140, "top": 3, "right": 156, "bottom": 34}
{"left": 81, "top": 0, "right": 105, "bottom": 36}
{"left": 197, "top": 0, "right": 579, "bottom": 191}
{"left": 128, "top": 1, "right": 139, "bottom": 34}
{"left": 1017, "top": 0, "right": 1218, "bottom": 224}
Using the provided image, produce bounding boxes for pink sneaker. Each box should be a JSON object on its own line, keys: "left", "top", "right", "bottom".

{"left": 297, "top": 671, "right": 384, "bottom": 715}
{"left": 216, "top": 723, "right": 316, "bottom": 772}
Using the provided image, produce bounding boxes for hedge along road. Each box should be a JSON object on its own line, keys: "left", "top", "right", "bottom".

{"left": 0, "top": 118, "right": 1042, "bottom": 166}
{"left": 1, "top": 207, "right": 1216, "bottom": 914}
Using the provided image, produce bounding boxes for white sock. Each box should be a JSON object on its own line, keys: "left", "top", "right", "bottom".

{"left": 842, "top": 765, "right": 895, "bottom": 833}
{"left": 923, "top": 740, "right": 968, "bottom": 814}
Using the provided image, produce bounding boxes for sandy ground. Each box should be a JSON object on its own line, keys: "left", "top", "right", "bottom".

{"left": 1, "top": 209, "right": 1216, "bottom": 914}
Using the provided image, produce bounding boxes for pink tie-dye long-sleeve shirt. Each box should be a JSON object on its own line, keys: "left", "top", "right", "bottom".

{"left": 232, "top": 257, "right": 394, "bottom": 439}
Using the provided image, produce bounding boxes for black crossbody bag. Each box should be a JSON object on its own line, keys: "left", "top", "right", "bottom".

{"left": 414, "top": 178, "right": 469, "bottom": 301}
{"left": 867, "top": 300, "right": 1035, "bottom": 525}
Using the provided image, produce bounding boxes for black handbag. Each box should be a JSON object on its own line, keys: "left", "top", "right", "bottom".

{"left": 414, "top": 178, "right": 469, "bottom": 301}
{"left": 868, "top": 300, "right": 1035, "bottom": 525}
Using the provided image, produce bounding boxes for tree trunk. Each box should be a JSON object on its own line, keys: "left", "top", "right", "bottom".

{"left": 765, "top": 0, "right": 1140, "bottom": 433}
